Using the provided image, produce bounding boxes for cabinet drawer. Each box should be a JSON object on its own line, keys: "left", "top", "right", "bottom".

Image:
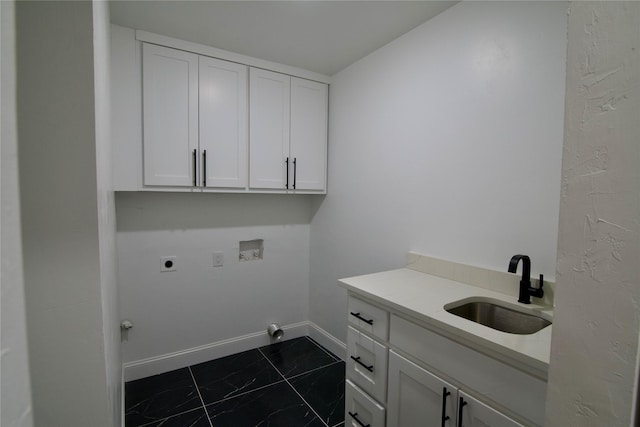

{"left": 348, "top": 295, "right": 389, "bottom": 341}
{"left": 390, "top": 315, "right": 546, "bottom": 426}
{"left": 345, "top": 379, "right": 386, "bottom": 427}
{"left": 347, "top": 326, "right": 388, "bottom": 403}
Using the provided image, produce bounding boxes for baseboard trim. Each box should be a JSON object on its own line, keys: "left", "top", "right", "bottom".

{"left": 307, "top": 321, "right": 346, "bottom": 360}
{"left": 123, "top": 321, "right": 345, "bottom": 381}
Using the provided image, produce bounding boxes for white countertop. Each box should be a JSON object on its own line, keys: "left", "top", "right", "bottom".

{"left": 339, "top": 267, "right": 553, "bottom": 379}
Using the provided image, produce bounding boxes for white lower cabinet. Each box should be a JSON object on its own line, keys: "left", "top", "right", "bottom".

{"left": 344, "top": 293, "right": 544, "bottom": 427}
{"left": 458, "top": 390, "right": 524, "bottom": 427}
{"left": 387, "top": 350, "right": 456, "bottom": 427}
{"left": 346, "top": 380, "right": 386, "bottom": 427}
{"left": 387, "top": 351, "right": 523, "bottom": 427}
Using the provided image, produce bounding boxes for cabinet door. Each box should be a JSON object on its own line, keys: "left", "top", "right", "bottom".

{"left": 345, "top": 380, "right": 386, "bottom": 427}
{"left": 142, "top": 43, "right": 198, "bottom": 187}
{"left": 199, "top": 57, "right": 248, "bottom": 189}
{"left": 387, "top": 350, "right": 456, "bottom": 427}
{"left": 290, "top": 77, "right": 327, "bottom": 191}
{"left": 458, "top": 391, "right": 524, "bottom": 427}
{"left": 249, "top": 68, "right": 290, "bottom": 189}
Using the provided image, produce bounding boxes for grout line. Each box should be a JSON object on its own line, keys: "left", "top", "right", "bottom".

{"left": 136, "top": 406, "right": 208, "bottom": 427}
{"left": 305, "top": 335, "right": 341, "bottom": 361}
{"left": 257, "top": 346, "right": 287, "bottom": 380}
{"left": 258, "top": 346, "right": 331, "bottom": 427}
{"left": 188, "top": 366, "right": 213, "bottom": 427}
{"left": 286, "top": 359, "right": 344, "bottom": 381}
{"left": 200, "top": 378, "right": 288, "bottom": 407}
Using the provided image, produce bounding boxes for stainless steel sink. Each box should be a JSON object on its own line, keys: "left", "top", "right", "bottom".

{"left": 445, "top": 299, "right": 551, "bottom": 335}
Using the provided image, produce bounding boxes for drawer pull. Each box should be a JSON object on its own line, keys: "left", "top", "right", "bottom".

{"left": 441, "top": 387, "right": 451, "bottom": 427}
{"left": 348, "top": 411, "right": 371, "bottom": 427}
{"left": 457, "top": 397, "right": 467, "bottom": 427}
{"left": 350, "top": 312, "right": 374, "bottom": 325}
{"left": 350, "top": 355, "right": 374, "bottom": 372}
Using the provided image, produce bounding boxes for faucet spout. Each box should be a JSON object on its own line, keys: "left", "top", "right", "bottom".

{"left": 508, "top": 255, "right": 530, "bottom": 281}
{"left": 508, "top": 254, "right": 543, "bottom": 304}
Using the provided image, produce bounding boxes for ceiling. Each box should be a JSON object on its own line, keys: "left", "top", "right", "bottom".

{"left": 109, "top": 1, "right": 458, "bottom": 76}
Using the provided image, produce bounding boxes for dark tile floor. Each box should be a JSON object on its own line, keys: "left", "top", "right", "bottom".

{"left": 125, "top": 336, "right": 345, "bottom": 427}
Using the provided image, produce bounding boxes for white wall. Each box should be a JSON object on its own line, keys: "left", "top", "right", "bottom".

{"left": 1, "top": 0, "right": 34, "bottom": 425}
{"left": 16, "top": 1, "right": 119, "bottom": 425}
{"left": 310, "top": 1, "right": 568, "bottom": 342}
{"left": 546, "top": 2, "right": 640, "bottom": 426}
{"left": 93, "top": 0, "right": 122, "bottom": 423}
{"left": 117, "top": 192, "right": 314, "bottom": 368}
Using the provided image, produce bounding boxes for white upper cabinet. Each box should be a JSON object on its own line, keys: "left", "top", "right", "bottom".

{"left": 250, "top": 69, "right": 328, "bottom": 192}
{"left": 249, "top": 68, "right": 291, "bottom": 190}
{"left": 142, "top": 43, "right": 198, "bottom": 187}
{"left": 143, "top": 43, "right": 249, "bottom": 189}
{"left": 113, "top": 29, "right": 328, "bottom": 193}
{"left": 290, "top": 77, "right": 328, "bottom": 191}
{"left": 199, "top": 57, "right": 248, "bottom": 189}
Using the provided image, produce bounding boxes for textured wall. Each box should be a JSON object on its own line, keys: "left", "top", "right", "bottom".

{"left": 546, "top": 2, "right": 640, "bottom": 426}
{"left": 93, "top": 0, "right": 122, "bottom": 423}
{"left": 16, "top": 1, "right": 118, "bottom": 425}
{"left": 1, "top": 0, "right": 34, "bottom": 425}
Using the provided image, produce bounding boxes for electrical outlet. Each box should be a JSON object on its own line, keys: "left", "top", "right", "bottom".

{"left": 161, "top": 256, "right": 176, "bottom": 272}
{"left": 213, "top": 251, "right": 224, "bottom": 267}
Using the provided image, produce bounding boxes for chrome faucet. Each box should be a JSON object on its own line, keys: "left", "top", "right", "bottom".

{"left": 508, "top": 254, "right": 544, "bottom": 304}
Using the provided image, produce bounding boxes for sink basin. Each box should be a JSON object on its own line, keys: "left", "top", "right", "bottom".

{"left": 445, "top": 299, "right": 551, "bottom": 335}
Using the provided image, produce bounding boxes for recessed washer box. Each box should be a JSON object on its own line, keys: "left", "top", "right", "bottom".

{"left": 239, "top": 239, "right": 263, "bottom": 261}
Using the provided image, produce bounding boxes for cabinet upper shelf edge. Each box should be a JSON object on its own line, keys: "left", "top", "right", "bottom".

{"left": 135, "top": 29, "right": 332, "bottom": 85}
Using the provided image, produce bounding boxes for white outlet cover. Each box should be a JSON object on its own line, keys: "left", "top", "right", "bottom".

{"left": 213, "top": 251, "right": 224, "bottom": 267}
{"left": 161, "top": 256, "right": 176, "bottom": 272}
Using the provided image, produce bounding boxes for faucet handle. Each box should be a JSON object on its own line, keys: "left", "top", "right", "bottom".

{"left": 530, "top": 274, "right": 545, "bottom": 299}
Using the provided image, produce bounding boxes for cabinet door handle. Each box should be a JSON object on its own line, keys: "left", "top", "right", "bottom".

{"left": 285, "top": 157, "right": 289, "bottom": 189}
{"left": 350, "top": 355, "right": 374, "bottom": 372}
{"left": 457, "top": 396, "right": 467, "bottom": 427}
{"left": 441, "top": 387, "right": 451, "bottom": 427}
{"left": 348, "top": 411, "right": 370, "bottom": 427}
{"left": 202, "top": 150, "right": 207, "bottom": 187}
{"left": 293, "top": 157, "right": 297, "bottom": 189}
{"left": 192, "top": 149, "right": 197, "bottom": 187}
{"left": 349, "top": 312, "right": 374, "bottom": 325}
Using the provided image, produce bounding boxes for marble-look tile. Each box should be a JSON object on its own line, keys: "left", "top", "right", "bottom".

{"left": 206, "top": 381, "right": 325, "bottom": 427}
{"left": 140, "top": 407, "right": 210, "bottom": 427}
{"left": 289, "top": 361, "right": 345, "bottom": 427}
{"left": 125, "top": 368, "right": 203, "bottom": 427}
{"left": 260, "top": 336, "right": 338, "bottom": 378}
{"left": 190, "top": 348, "right": 282, "bottom": 405}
